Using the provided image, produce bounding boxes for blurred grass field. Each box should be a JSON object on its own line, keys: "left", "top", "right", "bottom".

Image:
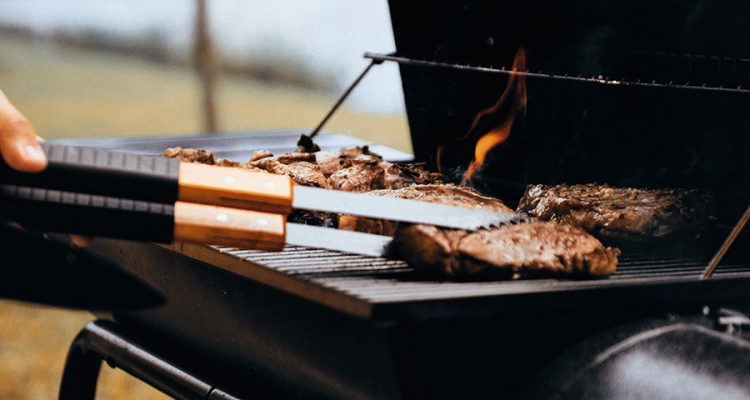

{"left": 0, "top": 35, "right": 412, "bottom": 399}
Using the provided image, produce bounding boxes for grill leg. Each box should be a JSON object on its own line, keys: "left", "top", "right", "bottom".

{"left": 59, "top": 326, "right": 102, "bottom": 400}
{"left": 58, "top": 320, "right": 243, "bottom": 400}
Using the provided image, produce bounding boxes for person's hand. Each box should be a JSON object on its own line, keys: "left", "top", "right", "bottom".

{"left": 0, "top": 89, "right": 47, "bottom": 172}
{"left": 0, "top": 89, "right": 91, "bottom": 246}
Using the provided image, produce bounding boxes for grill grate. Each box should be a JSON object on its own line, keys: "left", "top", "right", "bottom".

{"left": 200, "top": 243, "right": 750, "bottom": 319}
{"left": 226, "top": 245, "right": 750, "bottom": 280}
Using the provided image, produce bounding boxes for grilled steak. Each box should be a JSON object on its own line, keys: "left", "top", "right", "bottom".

{"left": 518, "top": 184, "right": 713, "bottom": 239}
{"left": 339, "top": 184, "right": 512, "bottom": 236}
{"left": 339, "top": 184, "right": 618, "bottom": 279}
{"left": 394, "top": 222, "right": 620, "bottom": 279}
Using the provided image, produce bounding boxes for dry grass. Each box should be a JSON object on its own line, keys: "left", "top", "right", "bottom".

{"left": 0, "top": 35, "right": 412, "bottom": 399}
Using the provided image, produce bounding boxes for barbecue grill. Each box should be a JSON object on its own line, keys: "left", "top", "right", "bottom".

{"left": 48, "top": 1, "right": 750, "bottom": 399}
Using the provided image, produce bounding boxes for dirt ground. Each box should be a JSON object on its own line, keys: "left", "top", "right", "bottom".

{"left": 0, "top": 35, "right": 411, "bottom": 399}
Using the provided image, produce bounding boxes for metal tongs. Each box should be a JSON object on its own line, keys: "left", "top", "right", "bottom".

{"left": 0, "top": 143, "right": 521, "bottom": 252}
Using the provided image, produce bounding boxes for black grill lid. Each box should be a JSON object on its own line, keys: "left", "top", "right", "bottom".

{"left": 387, "top": 0, "right": 750, "bottom": 222}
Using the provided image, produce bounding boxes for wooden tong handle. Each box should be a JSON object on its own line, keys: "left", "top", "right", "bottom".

{"left": 177, "top": 163, "right": 294, "bottom": 215}
{"left": 173, "top": 201, "right": 286, "bottom": 251}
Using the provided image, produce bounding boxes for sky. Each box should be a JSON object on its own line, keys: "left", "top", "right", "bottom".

{"left": 0, "top": 0, "right": 406, "bottom": 114}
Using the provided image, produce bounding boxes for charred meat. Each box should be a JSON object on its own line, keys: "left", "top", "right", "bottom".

{"left": 167, "top": 146, "right": 444, "bottom": 192}
{"left": 394, "top": 221, "right": 620, "bottom": 279}
{"left": 518, "top": 184, "right": 713, "bottom": 239}
{"left": 339, "top": 184, "right": 619, "bottom": 279}
{"left": 164, "top": 147, "right": 261, "bottom": 170}
{"left": 249, "top": 152, "right": 331, "bottom": 188}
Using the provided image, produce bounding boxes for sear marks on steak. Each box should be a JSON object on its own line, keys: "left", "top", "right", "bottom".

{"left": 518, "top": 184, "right": 714, "bottom": 239}
{"left": 339, "top": 184, "right": 513, "bottom": 236}
{"left": 394, "top": 221, "right": 620, "bottom": 280}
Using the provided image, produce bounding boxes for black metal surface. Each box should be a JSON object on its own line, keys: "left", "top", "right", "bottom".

{"left": 518, "top": 314, "right": 750, "bottom": 400}
{"left": 59, "top": 320, "right": 245, "bottom": 400}
{"left": 0, "top": 225, "right": 163, "bottom": 310}
{"left": 388, "top": 0, "right": 750, "bottom": 223}
{"left": 0, "top": 143, "right": 180, "bottom": 203}
{"left": 0, "top": 184, "right": 175, "bottom": 242}
{"left": 86, "top": 236, "right": 750, "bottom": 400}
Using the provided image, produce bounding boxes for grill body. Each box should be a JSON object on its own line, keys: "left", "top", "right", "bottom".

{"left": 58, "top": 132, "right": 750, "bottom": 399}
{"left": 52, "top": 1, "right": 750, "bottom": 397}
{"left": 92, "top": 237, "right": 750, "bottom": 399}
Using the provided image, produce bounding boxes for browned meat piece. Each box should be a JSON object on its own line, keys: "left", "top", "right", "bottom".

{"left": 394, "top": 221, "right": 620, "bottom": 279}
{"left": 164, "top": 147, "right": 262, "bottom": 170}
{"left": 517, "top": 184, "right": 713, "bottom": 239}
{"left": 328, "top": 156, "right": 385, "bottom": 192}
{"left": 328, "top": 150, "right": 446, "bottom": 192}
{"left": 388, "top": 163, "right": 445, "bottom": 188}
{"left": 339, "top": 184, "right": 514, "bottom": 236}
{"left": 275, "top": 152, "right": 317, "bottom": 164}
{"left": 252, "top": 158, "right": 330, "bottom": 188}
{"left": 164, "top": 147, "right": 216, "bottom": 164}
{"left": 249, "top": 150, "right": 273, "bottom": 162}
{"left": 339, "top": 183, "right": 618, "bottom": 279}
{"left": 339, "top": 145, "right": 381, "bottom": 159}
{"left": 315, "top": 151, "right": 342, "bottom": 177}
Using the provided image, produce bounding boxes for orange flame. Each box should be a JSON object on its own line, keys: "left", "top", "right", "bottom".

{"left": 461, "top": 48, "right": 528, "bottom": 185}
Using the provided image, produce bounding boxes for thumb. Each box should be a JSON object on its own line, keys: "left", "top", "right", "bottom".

{"left": 0, "top": 90, "right": 47, "bottom": 173}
